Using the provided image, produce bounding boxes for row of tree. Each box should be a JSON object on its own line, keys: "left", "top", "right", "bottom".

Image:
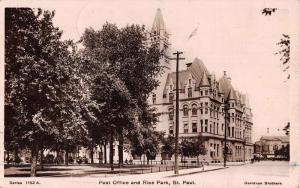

{"left": 4, "top": 8, "right": 167, "bottom": 176}
{"left": 5, "top": 8, "right": 208, "bottom": 177}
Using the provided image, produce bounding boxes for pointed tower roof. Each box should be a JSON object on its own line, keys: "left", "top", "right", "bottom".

{"left": 218, "top": 71, "right": 233, "bottom": 99}
{"left": 218, "top": 82, "right": 225, "bottom": 94}
{"left": 151, "top": 8, "right": 166, "bottom": 33}
{"left": 228, "top": 88, "right": 236, "bottom": 100}
{"left": 200, "top": 71, "right": 210, "bottom": 87}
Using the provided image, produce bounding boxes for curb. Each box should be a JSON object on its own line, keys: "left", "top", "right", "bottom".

{"left": 165, "top": 167, "right": 228, "bottom": 178}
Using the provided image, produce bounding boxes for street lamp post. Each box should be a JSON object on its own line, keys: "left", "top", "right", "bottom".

{"left": 224, "top": 103, "right": 228, "bottom": 168}
{"left": 169, "top": 51, "right": 185, "bottom": 174}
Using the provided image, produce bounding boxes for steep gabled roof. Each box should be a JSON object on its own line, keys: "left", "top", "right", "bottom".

{"left": 187, "top": 58, "right": 209, "bottom": 87}
{"left": 228, "top": 88, "right": 236, "bottom": 100}
{"left": 163, "top": 70, "right": 190, "bottom": 95}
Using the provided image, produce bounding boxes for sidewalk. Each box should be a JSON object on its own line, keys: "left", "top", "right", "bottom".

{"left": 108, "top": 165, "right": 227, "bottom": 179}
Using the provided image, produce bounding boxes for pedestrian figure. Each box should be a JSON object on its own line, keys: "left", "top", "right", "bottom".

{"left": 125, "top": 158, "right": 128, "bottom": 165}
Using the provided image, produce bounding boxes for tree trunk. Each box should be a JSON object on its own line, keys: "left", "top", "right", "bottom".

{"left": 6, "top": 149, "right": 10, "bottom": 164}
{"left": 40, "top": 149, "right": 44, "bottom": 169}
{"left": 90, "top": 147, "right": 94, "bottom": 164}
{"left": 14, "top": 148, "right": 18, "bottom": 163}
{"left": 30, "top": 144, "right": 39, "bottom": 177}
{"left": 99, "top": 146, "right": 102, "bottom": 164}
{"left": 104, "top": 143, "right": 107, "bottom": 164}
{"left": 109, "top": 132, "right": 114, "bottom": 171}
{"left": 118, "top": 131, "right": 124, "bottom": 168}
{"left": 65, "top": 150, "right": 69, "bottom": 166}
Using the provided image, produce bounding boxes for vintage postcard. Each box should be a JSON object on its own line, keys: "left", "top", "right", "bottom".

{"left": 0, "top": 0, "right": 299, "bottom": 187}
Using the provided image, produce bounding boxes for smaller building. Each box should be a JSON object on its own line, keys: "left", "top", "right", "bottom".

{"left": 254, "top": 136, "right": 289, "bottom": 159}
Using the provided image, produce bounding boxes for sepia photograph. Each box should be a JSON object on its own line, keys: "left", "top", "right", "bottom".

{"left": 1, "top": 0, "right": 299, "bottom": 187}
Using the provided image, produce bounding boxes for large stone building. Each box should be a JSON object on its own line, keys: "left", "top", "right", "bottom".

{"left": 148, "top": 9, "right": 254, "bottom": 163}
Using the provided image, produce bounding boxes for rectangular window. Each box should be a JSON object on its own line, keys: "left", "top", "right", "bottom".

{"left": 205, "top": 108, "right": 208, "bottom": 114}
{"left": 169, "top": 126, "right": 174, "bottom": 134}
{"left": 205, "top": 102, "right": 208, "bottom": 106}
{"left": 213, "top": 122, "right": 215, "bottom": 134}
{"left": 217, "top": 123, "right": 219, "bottom": 134}
{"left": 200, "top": 102, "right": 203, "bottom": 107}
{"left": 205, "top": 90, "right": 208, "bottom": 95}
{"left": 200, "top": 91, "right": 203, "bottom": 96}
{"left": 200, "top": 109, "right": 203, "bottom": 114}
{"left": 210, "top": 124, "right": 212, "bottom": 133}
{"left": 188, "top": 88, "right": 192, "bottom": 98}
{"left": 192, "top": 123, "right": 197, "bottom": 133}
{"left": 169, "top": 93, "right": 174, "bottom": 103}
{"left": 184, "top": 123, "right": 188, "bottom": 133}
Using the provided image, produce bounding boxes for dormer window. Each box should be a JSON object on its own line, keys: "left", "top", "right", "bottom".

{"left": 189, "top": 79, "right": 192, "bottom": 87}
{"left": 188, "top": 88, "right": 192, "bottom": 98}
{"left": 170, "top": 84, "right": 173, "bottom": 91}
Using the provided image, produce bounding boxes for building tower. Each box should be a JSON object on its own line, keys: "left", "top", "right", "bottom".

{"left": 148, "top": 8, "right": 170, "bottom": 107}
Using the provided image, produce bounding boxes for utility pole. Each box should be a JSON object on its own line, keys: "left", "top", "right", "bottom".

{"left": 169, "top": 51, "right": 185, "bottom": 174}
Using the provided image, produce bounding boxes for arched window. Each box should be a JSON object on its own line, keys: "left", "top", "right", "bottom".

{"left": 192, "top": 104, "right": 197, "bottom": 115}
{"left": 183, "top": 105, "right": 189, "bottom": 116}
{"left": 168, "top": 108, "right": 174, "bottom": 120}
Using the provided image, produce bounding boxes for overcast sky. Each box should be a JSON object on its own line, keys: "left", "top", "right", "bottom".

{"left": 8, "top": 0, "right": 292, "bottom": 141}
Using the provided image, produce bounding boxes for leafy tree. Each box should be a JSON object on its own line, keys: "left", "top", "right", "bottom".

{"left": 80, "top": 22, "right": 168, "bottom": 168}
{"left": 262, "top": 8, "right": 277, "bottom": 16}
{"left": 261, "top": 8, "right": 290, "bottom": 80}
{"left": 180, "top": 135, "right": 207, "bottom": 165}
{"left": 274, "top": 144, "right": 290, "bottom": 160}
{"left": 5, "top": 8, "right": 87, "bottom": 176}
{"left": 161, "top": 135, "right": 175, "bottom": 160}
{"left": 283, "top": 122, "right": 290, "bottom": 136}
{"left": 276, "top": 34, "right": 290, "bottom": 80}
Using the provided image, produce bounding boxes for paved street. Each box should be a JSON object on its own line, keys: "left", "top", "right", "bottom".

{"left": 4, "top": 163, "right": 212, "bottom": 177}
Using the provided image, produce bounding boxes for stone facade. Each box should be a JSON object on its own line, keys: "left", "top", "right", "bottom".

{"left": 148, "top": 9, "right": 254, "bottom": 163}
